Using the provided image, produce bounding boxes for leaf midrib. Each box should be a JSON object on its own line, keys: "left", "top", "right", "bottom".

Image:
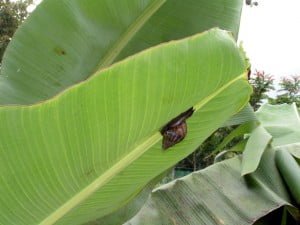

{"left": 39, "top": 71, "right": 247, "bottom": 225}
{"left": 95, "top": 0, "right": 167, "bottom": 71}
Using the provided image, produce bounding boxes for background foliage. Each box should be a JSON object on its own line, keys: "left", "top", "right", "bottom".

{"left": 176, "top": 69, "right": 300, "bottom": 173}
{"left": 0, "top": 0, "right": 32, "bottom": 64}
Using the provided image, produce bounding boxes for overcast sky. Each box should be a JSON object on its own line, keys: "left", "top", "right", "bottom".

{"left": 239, "top": 0, "right": 300, "bottom": 80}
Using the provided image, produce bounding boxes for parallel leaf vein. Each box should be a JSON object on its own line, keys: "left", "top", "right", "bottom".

{"left": 39, "top": 71, "right": 247, "bottom": 225}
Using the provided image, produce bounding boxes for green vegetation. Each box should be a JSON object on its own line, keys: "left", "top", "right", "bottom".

{"left": 127, "top": 104, "right": 300, "bottom": 225}
{"left": 0, "top": 1, "right": 299, "bottom": 225}
{"left": 177, "top": 70, "right": 300, "bottom": 173}
{"left": 249, "top": 70, "right": 274, "bottom": 110}
{"left": 0, "top": 0, "right": 32, "bottom": 64}
{"left": 270, "top": 75, "right": 300, "bottom": 107}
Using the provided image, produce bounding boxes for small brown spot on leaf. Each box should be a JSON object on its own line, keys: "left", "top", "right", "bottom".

{"left": 84, "top": 168, "right": 95, "bottom": 177}
{"left": 54, "top": 47, "right": 66, "bottom": 56}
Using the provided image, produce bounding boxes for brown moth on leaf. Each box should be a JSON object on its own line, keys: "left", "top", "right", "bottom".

{"left": 160, "top": 107, "right": 194, "bottom": 149}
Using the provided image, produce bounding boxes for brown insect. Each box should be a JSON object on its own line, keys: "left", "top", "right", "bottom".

{"left": 160, "top": 107, "right": 194, "bottom": 149}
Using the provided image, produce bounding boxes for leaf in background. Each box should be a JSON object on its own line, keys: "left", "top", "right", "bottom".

{"left": 223, "top": 104, "right": 257, "bottom": 127}
{"left": 213, "top": 139, "right": 248, "bottom": 163}
{"left": 0, "top": 0, "right": 243, "bottom": 105}
{"left": 241, "top": 125, "right": 272, "bottom": 176}
{"left": 230, "top": 139, "right": 249, "bottom": 153}
{"left": 125, "top": 148, "right": 298, "bottom": 225}
{"left": 214, "top": 150, "right": 238, "bottom": 163}
{"left": 256, "top": 103, "right": 300, "bottom": 147}
{"left": 210, "top": 120, "right": 257, "bottom": 157}
{"left": 275, "top": 143, "right": 300, "bottom": 159}
{"left": 275, "top": 150, "right": 300, "bottom": 205}
{"left": 0, "top": 29, "right": 251, "bottom": 225}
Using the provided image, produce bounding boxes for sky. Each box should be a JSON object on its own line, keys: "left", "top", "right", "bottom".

{"left": 239, "top": 0, "right": 300, "bottom": 80}
{"left": 26, "top": 0, "right": 42, "bottom": 12}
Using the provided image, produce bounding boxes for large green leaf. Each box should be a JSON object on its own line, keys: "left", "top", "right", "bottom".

{"left": 125, "top": 148, "right": 299, "bottom": 225}
{"left": 212, "top": 121, "right": 257, "bottom": 155}
{"left": 252, "top": 104, "right": 300, "bottom": 177}
{"left": 227, "top": 103, "right": 300, "bottom": 176}
{"left": 241, "top": 125, "right": 272, "bottom": 175}
{"left": 83, "top": 172, "right": 166, "bottom": 225}
{"left": 0, "top": 29, "right": 251, "bottom": 225}
{"left": 256, "top": 103, "right": 300, "bottom": 147}
{"left": 276, "top": 143, "right": 300, "bottom": 159}
{"left": 275, "top": 149, "right": 300, "bottom": 205}
{"left": 0, "top": 0, "right": 243, "bottom": 104}
{"left": 125, "top": 104, "right": 300, "bottom": 225}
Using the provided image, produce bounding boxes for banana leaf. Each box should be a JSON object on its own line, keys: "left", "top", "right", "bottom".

{"left": 125, "top": 147, "right": 300, "bottom": 225}
{"left": 0, "top": 0, "right": 243, "bottom": 105}
{"left": 0, "top": 29, "right": 251, "bottom": 225}
{"left": 241, "top": 125, "right": 272, "bottom": 175}
{"left": 242, "top": 103, "right": 300, "bottom": 176}
{"left": 256, "top": 103, "right": 300, "bottom": 147}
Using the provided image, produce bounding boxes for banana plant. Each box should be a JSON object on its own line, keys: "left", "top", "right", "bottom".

{"left": 125, "top": 104, "right": 300, "bottom": 225}
{"left": 0, "top": 0, "right": 244, "bottom": 105}
{"left": 0, "top": 0, "right": 250, "bottom": 224}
